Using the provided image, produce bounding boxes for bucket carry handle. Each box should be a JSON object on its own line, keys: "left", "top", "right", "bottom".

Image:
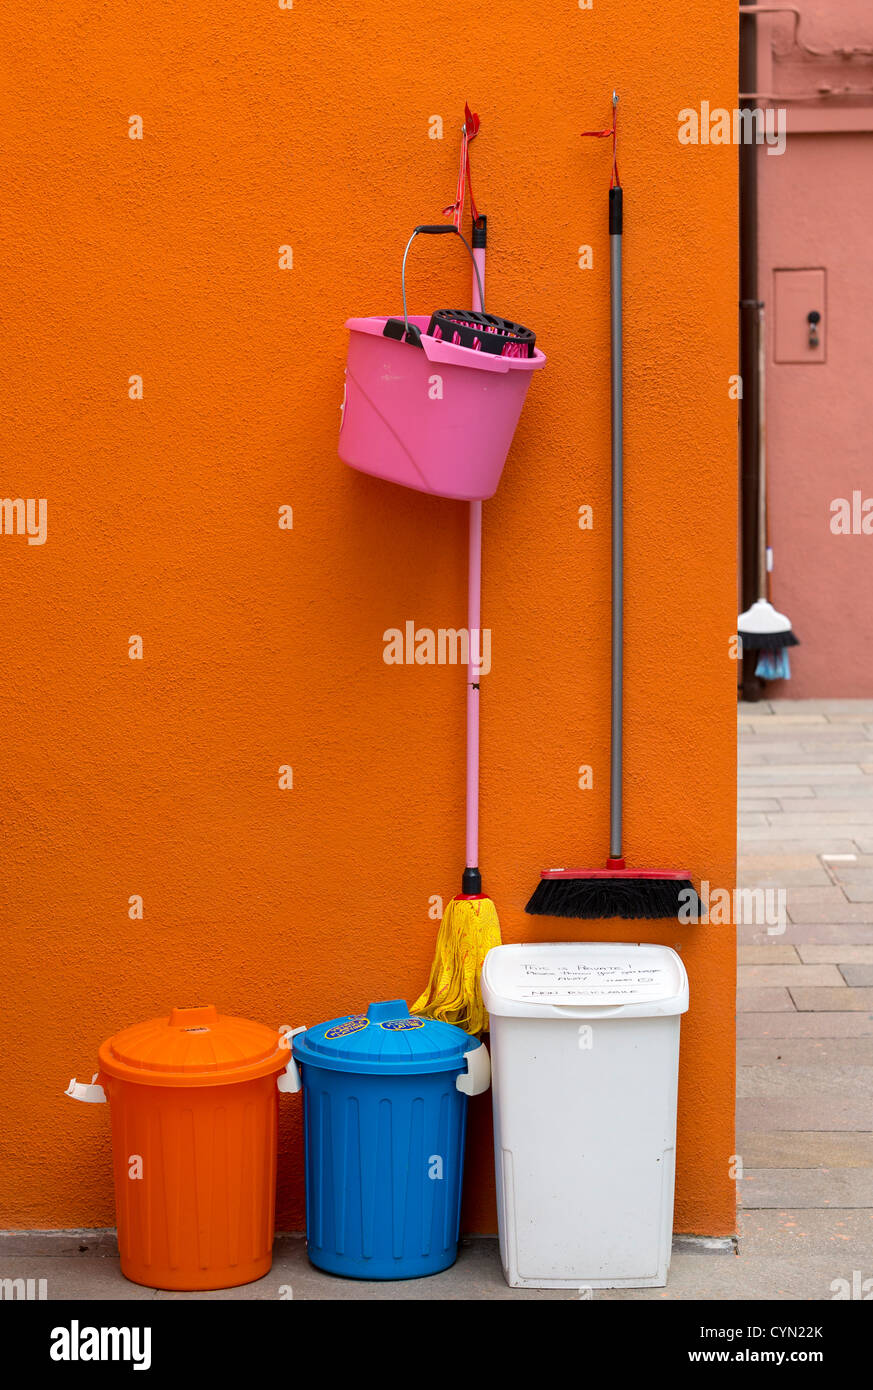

{"left": 65, "top": 1073, "right": 107, "bottom": 1104}
{"left": 456, "top": 1041, "right": 491, "bottom": 1096}
{"left": 383, "top": 225, "right": 485, "bottom": 349}
{"left": 276, "top": 1024, "right": 307, "bottom": 1093}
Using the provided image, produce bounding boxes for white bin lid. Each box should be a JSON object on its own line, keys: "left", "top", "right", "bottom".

{"left": 482, "top": 943, "right": 689, "bottom": 1019}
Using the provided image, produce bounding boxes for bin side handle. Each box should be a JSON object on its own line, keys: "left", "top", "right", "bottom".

{"left": 456, "top": 1042, "right": 491, "bottom": 1096}
{"left": 277, "top": 1024, "right": 307, "bottom": 1094}
{"left": 65, "top": 1073, "right": 107, "bottom": 1104}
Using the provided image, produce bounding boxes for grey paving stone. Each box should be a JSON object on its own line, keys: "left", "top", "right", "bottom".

{"left": 741, "top": 786, "right": 816, "bottom": 799}
{"left": 6, "top": 1241, "right": 861, "bottom": 1303}
{"left": 156, "top": 1237, "right": 576, "bottom": 1301}
{"left": 737, "top": 1209, "right": 873, "bottom": 1259}
{"left": 765, "top": 747, "right": 873, "bottom": 764}
{"left": 741, "top": 766, "right": 866, "bottom": 783}
{"left": 738, "top": 945, "right": 801, "bottom": 965}
{"left": 755, "top": 726, "right": 872, "bottom": 742}
{"left": 737, "top": 964, "right": 844, "bottom": 988}
{"left": 798, "top": 944, "right": 873, "bottom": 964}
{"left": 797, "top": 730, "right": 873, "bottom": 744}
{"left": 741, "top": 828, "right": 867, "bottom": 846}
{"left": 737, "top": 1011, "right": 873, "bottom": 1038}
{"left": 798, "top": 744, "right": 873, "bottom": 760}
{"left": 839, "top": 965, "right": 873, "bottom": 987}
{"left": 769, "top": 700, "right": 873, "bottom": 716}
{"left": 740, "top": 839, "right": 862, "bottom": 856}
{"left": 736, "top": 1063, "right": 873, "bottom": 1099}
{"left": 776, "top": 810, "right": 873, "bottom": 826}
{"left": 815, "top": 784, "right": 873, "bottom": 798}
{"left": 739, "top": 853, "right": 833, "bottom": 871}
{"left": 740, "top": 923, "right": 873, "bottom": 946}
{"left": 743, "top": 714, "right": 828, "bottom": 727}
{"left": 789, "top": 902, "right": 873, "bottom": 923}
{"left": 783, "top": 887, "right": 855, "bottom": 906}
{"left": 789, "top": 986, "right": 873, "bottom": 1012}
{"left": 738, "top": 1096, "right": 873, "bottom": 1132}
{"left": 808, "top": 799, "right": 873, "bottom": 812}
{"left": 599, "top": 1252, "right": 867, "bottom": 1301}
{"left": 0, "top": 1240, "right": 576, "bottom": 1303}
{"left": 845, "top": 886, "right": 873, "bottom": 902}
{"left": 737, "top": 987, "right": 796, "bottom": 1012}
{"left": 738, "top": 1036, "right": 873, "bottom": 1066}
{"left": 739, "top": 872, "right": 832, "bottom": 891}
{"left": 737, "top": 926, "right": 787, "bottom": 944}
{"left": 735, "top": 1131, "right": 873, "bottom": 1168}
{"left": 739, "top": 799, "right": 784, "bottom": 813}
{"left": 739, "top": 1170, "right": 873, "bottom": 1209}
{"left": 0, "top": 1229, "right": 119, "bottom": 1257}
{"left": 0, "top": 1255, "right": 155, "bottom": 1301}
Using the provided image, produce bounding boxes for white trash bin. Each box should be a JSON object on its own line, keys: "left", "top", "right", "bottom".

{"left": 482, "top": 941, "right": 689, "bottom": 1290}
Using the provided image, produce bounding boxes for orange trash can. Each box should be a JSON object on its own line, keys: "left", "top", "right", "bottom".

{"left": 66, "top": 1005, "right": 301, "bottom": 1291}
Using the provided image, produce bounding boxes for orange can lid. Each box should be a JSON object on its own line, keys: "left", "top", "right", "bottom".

{"left": 98, "top": 1006, "right": 289, "bottom": 1087}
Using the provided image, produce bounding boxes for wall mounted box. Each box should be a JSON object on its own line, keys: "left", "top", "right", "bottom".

{"left": 773, "top": 268, "right": 827, "bottom": 363}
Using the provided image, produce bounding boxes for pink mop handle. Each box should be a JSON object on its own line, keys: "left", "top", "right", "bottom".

{"left": 465, "top": 242, "right": 486, "bottom": 871}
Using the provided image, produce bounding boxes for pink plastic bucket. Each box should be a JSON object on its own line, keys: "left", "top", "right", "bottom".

{"left": 339, "top": 316, "right": 545, "bottom": 500}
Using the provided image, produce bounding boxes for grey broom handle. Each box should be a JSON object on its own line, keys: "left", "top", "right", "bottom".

{"left": 609, "top": 185, "right": 623, "bottom": 862}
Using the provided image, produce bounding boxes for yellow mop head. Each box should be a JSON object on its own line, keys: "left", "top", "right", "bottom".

{"left": 411, "top": 895, "right": 502, "bottom": 1036}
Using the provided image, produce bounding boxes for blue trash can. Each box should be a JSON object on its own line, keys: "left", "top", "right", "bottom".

{"left": 288, "top": 999, "right": 490, "bottom": 1280}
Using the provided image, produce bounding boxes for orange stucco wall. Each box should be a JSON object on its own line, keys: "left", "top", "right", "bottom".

{"left": 1, "top": 2, "right": 737, "bottom": 1236}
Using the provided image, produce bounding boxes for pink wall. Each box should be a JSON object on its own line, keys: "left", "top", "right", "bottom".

{"left": 755, "top": 4, "right": 873, "bottom": 697}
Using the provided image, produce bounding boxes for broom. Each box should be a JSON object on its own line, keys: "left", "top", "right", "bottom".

{"left": 526, "top": 96, "right": 699, "bottom": 923}
{"left": 412, "top": 108, "right": 501, "bottom": 1034}
{"left": 737, "top": 300, "right": 798, "bottom": 678}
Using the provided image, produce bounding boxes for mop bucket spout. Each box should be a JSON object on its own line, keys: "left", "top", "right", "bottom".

{"left": 338, "top": 226, "right": 545, "bottom": 501}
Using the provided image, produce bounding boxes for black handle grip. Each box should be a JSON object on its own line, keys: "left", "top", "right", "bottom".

{"left": 413, "top": 224, "right": 459, "bottom": 235}
{"left": 609, "top": 187, "right": 623, "bottom": 236}
{"left": 382, "top": 318, "right": 423, "bottom": 348}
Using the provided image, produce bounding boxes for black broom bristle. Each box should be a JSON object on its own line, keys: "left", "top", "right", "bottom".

{"left": 738, "top": 627, "right": 799, "bottom": 652}
{"left": 525, "top": 876, "right": 700, "bottom": 921}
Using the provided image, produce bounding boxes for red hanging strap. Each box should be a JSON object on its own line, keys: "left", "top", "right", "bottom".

{"left": 581, "top": 94, "right": 620, "bottom": 188}
{"left": 443, "top": 103, "right": 481, "bottom": 228}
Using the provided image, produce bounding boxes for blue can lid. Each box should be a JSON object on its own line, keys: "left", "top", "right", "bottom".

{"left": 292, "top": 999, "right": 476, "bottom": 1076}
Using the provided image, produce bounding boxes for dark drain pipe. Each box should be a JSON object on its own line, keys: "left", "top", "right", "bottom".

{"left": 739, "top": 9, "right": 763, "bottom": 701}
